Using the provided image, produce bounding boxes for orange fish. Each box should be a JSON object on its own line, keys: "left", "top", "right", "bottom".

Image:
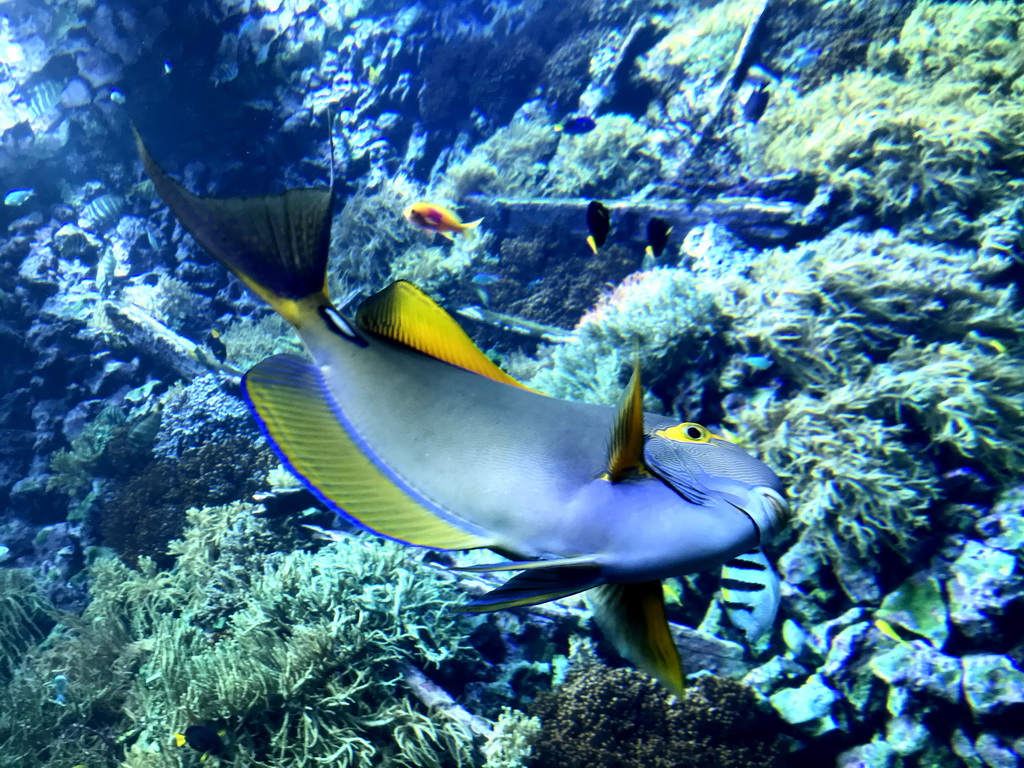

{"left": 403, "top": 202, "right": 483, "bottom": 241}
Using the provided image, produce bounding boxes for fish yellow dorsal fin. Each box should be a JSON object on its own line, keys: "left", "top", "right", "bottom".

{"left": 356, "top": 281, "right": 535, "bottom": 391}
{"left": 605, "top": 363, "right": 646, "bottom": 481}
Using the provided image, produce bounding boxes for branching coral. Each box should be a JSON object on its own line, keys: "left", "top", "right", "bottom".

{"left": 714, "top": 228, "right": 1024, "bottom": 561}
{"left": 2, "top": 502, "right": 487, "bottom": 767}
{"left": 742, "top": 0, "right": 1024, "bottom": 244}
{"left": 524, "top": 267, "right": 723, "bottom": 413}
{"left": 0, "top": 569, "right": 53, "bottom": 683}
{"left": 529, "top": 664, "right": 785, "bottom": 768}
{"left": 434, "top": 119, "right": 559, "bottom": 201}
{"left": 539, "top": 114, "right": 660, "bottom": 198}
{"left": 47, "top": 405, "right": 127, "bottom": 498}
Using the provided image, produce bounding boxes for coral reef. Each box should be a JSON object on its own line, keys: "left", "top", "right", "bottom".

{"left": 743, "top": 0, "right": 1024, "bottom": 245}
{"left": 529, "top": 664, "right": 786, "bottom": 768}
{"left": 0, "top": 502, "right": 488, "bottom": 768}
{"left": 102, "top": 375, "right": 275, "bottom": 566}
{"left": 420, "top": 37, "right": 546, "bottom": 129}
{"left": 523, "top": 267, "right": 723, "bottom": 415}
{"left": 715, "top": 228, "right": 1024, "bottom": 565}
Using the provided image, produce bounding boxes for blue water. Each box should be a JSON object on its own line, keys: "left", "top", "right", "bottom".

{"left": 0, "top": 0, "right": 1022, "bottom": 766}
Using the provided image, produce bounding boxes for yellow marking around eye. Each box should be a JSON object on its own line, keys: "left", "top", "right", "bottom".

{"left": 655, "top": 422, "right": 727, "bottom": 443}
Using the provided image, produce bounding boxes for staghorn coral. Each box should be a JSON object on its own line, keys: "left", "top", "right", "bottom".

{"left": 529, "top": 664, "right": 785, "bottom": 768}
{"left": 742, "top": 0, "right": 1024, "bottom": 245}
{"left": 0, "top": 502, "right": 485, "bottom": 768}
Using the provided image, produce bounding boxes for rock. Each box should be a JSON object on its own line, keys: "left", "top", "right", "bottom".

{"left": 768, "top": 673, "right": 839, "bottom": 730}
{"left": 809, "top": 607, "right": 868, "bottom": 658}
{"left": 876, "top": 571, "right": 949, "bottom": 649}
{"left": 60, "top": 78, "right": 92, "bottom": 108}
{"left": 961, "top": 654, "right": 1024, "bottom": 719}
{"left": 869, "top": 643, "right": 962, "bottom": 705}
{"left": 952, "top": 728, "right": 985, "bottom": 768}
{"left": 742, "top": 654, "right": 808, "bottom": 697}
{"left": 837, "top": 740, "right": 897, "bottom": 768}
{"left": 947, "top": 541, "right": 1021, "bottom": 644}
{"left": 974, "top": 733, "right": 1018, "bottom": 768}
{"left": 976, "top": 510, "right": 1024, "bottom": 555}
{"left": 886, "top": 713, "right": 929, "bottom": 757}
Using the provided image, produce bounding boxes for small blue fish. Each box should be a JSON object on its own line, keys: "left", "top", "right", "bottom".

{"left": 555, "top": 116, "right": 597, "bottom": 135}
{"left": 4, "top": 188, "right": 34, "bottom": 207}
{"left": 743, "top": 355, "right": 774, "bottom": 371}
{"left": 471, "top": 272, "right": 500, "bottom": 285}
{"left": 52, "top": 674, "right": 68, "bottom": 705}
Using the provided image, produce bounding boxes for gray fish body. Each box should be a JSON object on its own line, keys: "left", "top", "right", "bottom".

{"left": 299, "top": 319, "right": 761, "bottom": 581}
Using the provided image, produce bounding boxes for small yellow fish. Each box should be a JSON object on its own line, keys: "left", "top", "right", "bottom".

{"left": 873, "top": 618, "right": 909, "bottom": 645}
{"left": 403, "top": 202, "right": 482, "bottom": 241}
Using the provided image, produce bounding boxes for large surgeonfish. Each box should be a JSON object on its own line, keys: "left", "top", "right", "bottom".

{"left": 132, "top": 127, "right": 790, "bottom": 694}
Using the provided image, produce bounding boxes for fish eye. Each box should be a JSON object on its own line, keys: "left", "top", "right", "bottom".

{"left": 680, "top": 423, "right": 709, "bottom": 442}
{"left": 652, "top": 422, "right": 715, "bottom": 444}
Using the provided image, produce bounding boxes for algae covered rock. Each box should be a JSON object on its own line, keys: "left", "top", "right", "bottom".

{"left": 876, "top": 572, "right": 949, "bottom": 649}
{"left": 961, "top": 654, "right": 1024, "bottom": 720}
{"left": 946, "top": 540, "right": 1022, "bottom": 644}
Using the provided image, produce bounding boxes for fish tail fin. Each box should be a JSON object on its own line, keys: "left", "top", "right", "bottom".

{"left": 461, "top": 218, "right": 484, "bottom": 239}
{"left": 132, "top": 124, "right": 333, "bottom": 328}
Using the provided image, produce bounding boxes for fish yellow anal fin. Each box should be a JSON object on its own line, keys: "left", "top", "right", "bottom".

{"left": 356, "top": 281, "right": 535, "bottom": 391}
{"left": 588, "top": 581, "right": 685, "bottom": 696}
{"left": 244, "top": 353, "right": 491, "bottom": 550}
{"left": 604, "top": 362, "right": 645, "bottom": 481}
{"left": 458, "top": 565, "right": 602, "bottom": 613}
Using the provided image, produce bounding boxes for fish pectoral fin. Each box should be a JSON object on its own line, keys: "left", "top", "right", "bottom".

{"left": 604, "top": 362, "right": 646, "bottom": 481}
{"left": 244, "top": 353, "right": 491, "bottom": 550}
{"left": 457, "top": 565, "right": 603, "bottom": 612}
{"left": 355, "top": 281, "right": 536, "bottom": 390}
{"left": 452, "top": 555, "right": 599, "bottom": 573}
{"left": 587, "top": 581, "right": 685, "bottom": 696}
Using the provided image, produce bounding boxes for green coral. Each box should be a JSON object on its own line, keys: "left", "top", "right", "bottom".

{"left": 714, "top": 228, "right": 1024, "bottom": 560}
{"left": 522, "top": 267, "right": 722, "bottom": 411}
{"left": 0, "top": 569, "right": 53, "bottom": 684}
{"left": 47, "top": 405, "right": 127, "bottom": 497}
{"left": 539, "top": 115, "right": 660, "bottom": 198}
{"left": 743, "top": 0, "right": 1024, "bottom": 244}
{"left": 435, "top": 120, "right": 559, "bottom": 200}
{"left": 218, "top": 312, "right": 301, "bottom": 370}
{"left": 0, "top": 502, "right": 485, "bottom": 767}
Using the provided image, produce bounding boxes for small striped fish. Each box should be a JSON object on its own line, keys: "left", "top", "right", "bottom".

{"left": 24, "top": 80, "right": 63, "bottom": 119}
{"left": 719, "top": 548, "right": 781, "bottom": 643}
{"left": 80, "top": 193, "right": 127, "bottom": 231}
